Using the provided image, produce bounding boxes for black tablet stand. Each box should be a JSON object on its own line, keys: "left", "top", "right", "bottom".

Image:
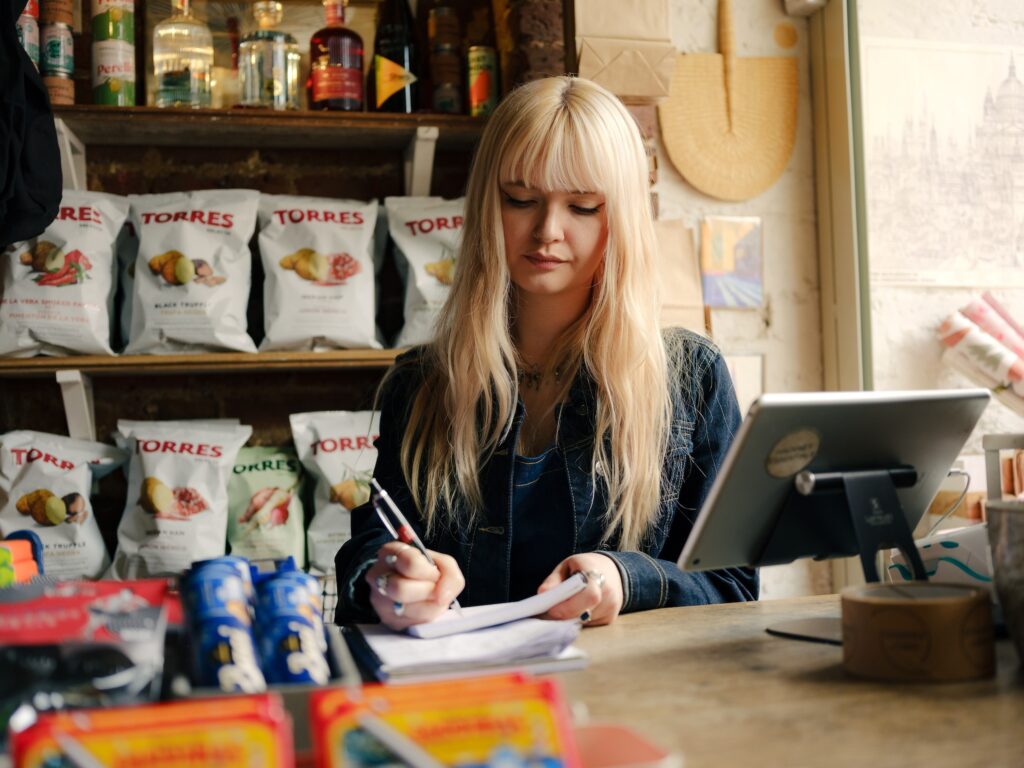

{"left": 762, "top": 466, "right": 928, "bottom": 645}
{"left": 760, "top": 466, "right": 929, "bottom": 583}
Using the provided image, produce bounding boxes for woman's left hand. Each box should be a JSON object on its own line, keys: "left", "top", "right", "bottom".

{"left": 537, "top": 553, "right": 623, "bottom": 626}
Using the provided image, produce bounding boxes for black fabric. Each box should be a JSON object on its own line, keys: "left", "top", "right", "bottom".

{"left": 1, "top": 0, "right": 62, "bottom": 248}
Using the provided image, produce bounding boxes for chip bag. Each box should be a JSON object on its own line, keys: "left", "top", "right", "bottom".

{"left": 125, "top": 189, "right": 259, "bottom": 354}
{"left": 385, "top": 196, "right": 464, "bottom": 347}
{"left": 227, "top": 446, "right": 306, "bottom": 566}
{"left": 257, "top": 194, "right": 380, "bottom": 351}
{"left": 0, "top": 430, "right": 127, "bottom": 579}
{"left": 109, "top": 420, "right": 252, "bottom": 578}
{"left": 0, "top": 190, "right": 129, "bottom": 356}
{"left": 290, "top": 411, "right": 380, "bottom": 573}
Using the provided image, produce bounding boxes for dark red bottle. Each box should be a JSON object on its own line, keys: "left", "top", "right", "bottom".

{"left": 308, "top": 0, "right": 363, "bottom": 111}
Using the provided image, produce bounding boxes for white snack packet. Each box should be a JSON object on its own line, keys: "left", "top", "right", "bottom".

{"left": 0, "top": 430, "right": 127, "bottom": 579}
{"left": 290, "top": 411, "right": 380, "bottom": 573}
{"left": 0, "top": 190, "right": 129, "bottom": 356}
{"left": 227, "top": 446, "right": 306, "bottom": 566}
{"left": 385, "top": 196, "right": 464, "bottom": 347}
{"left": 257, "top": 194, "right": 380, "bottom": 351}
{"left": 125, "top": 189, "right": 259, "bottom": 354}
{"left": 109, "top": 420, "right": 252, "bottom": 578}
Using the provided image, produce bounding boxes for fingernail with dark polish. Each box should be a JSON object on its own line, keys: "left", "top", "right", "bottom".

{"left": 579, "top": 610, "right": 591, "bottom": 623}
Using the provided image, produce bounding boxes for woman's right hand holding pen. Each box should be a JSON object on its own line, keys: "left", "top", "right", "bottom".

{"left": 365, "top": 541, "right": 466, "bottom": 630}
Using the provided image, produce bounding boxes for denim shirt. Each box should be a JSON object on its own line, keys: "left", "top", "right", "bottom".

{"left": 333, "top": 327, "right": 758, "bottom": 623}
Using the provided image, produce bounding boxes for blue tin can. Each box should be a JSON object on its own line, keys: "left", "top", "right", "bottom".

{"left": 193, "top": 615, "right": 267, "bottom": 693}
{"left": 257, "top": 613, "right": 331, "bottom": 685}
{"left": 182, "top": 566, "right": 252, "bottom": 626}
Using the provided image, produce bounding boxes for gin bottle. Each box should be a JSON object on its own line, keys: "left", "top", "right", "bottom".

{"left": 153, "top": 0, "right": 213, "bottom": 108}
{"left": 239, "top": 1, "right": 299, "bottom": 110}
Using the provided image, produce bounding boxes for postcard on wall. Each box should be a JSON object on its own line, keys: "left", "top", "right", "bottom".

{"left": 699, "top": 216, "right": 764, "bottom": 309}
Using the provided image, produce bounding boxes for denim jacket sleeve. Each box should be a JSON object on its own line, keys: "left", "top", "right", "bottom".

{"left": 600, "top": 338, "right": 759, "bottom": 611}
{"left": 333, "top": 351, "right": 429, "bottom": 624}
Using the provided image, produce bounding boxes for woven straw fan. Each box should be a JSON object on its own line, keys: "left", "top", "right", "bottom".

{"left": 658, "top": 0, "right": 798, "bottom": 201}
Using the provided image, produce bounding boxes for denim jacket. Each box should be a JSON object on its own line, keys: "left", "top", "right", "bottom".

{"left": 334, "top": 328, "right": 758, "bottom": 623}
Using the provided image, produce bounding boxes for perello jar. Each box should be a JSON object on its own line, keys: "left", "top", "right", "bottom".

{"left": 92, "top": 0, "right": 135, "bottom": 44}
{"left": 93, "top": 40, "right": 136, "bottom": 106}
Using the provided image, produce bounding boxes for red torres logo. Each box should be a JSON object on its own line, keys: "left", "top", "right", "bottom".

{"left": 137, "top": 440, "right": 224, "bottom": 458}
{"left": 311, "top": 435, "right": 378, "bottom": 455}
{"left": 10, "top": 448, "right": 76, "bottom": 470}
{"left": 141, "top": 211, "right": 235, "bottom": 228}
{"left": 273, "top": 209, "right": 365, "bottom": 226}
{"left": 404, "top": 216, "right": 463, "bottom": 236}
{"left": 58, "top": 206, "right": 102, "bottom": 224}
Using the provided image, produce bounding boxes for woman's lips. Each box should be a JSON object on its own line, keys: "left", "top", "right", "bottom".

{"left": 524, "top": 252, "right": 564, "bottom": 269}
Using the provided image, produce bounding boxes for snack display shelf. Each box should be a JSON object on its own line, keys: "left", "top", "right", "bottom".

{"left": 52, "top": 105, "right": 486, "bottom": 151}
{"left": 0, "top": 349, "right": 402, "bottom": 378}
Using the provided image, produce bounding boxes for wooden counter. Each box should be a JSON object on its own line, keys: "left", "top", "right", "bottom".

{"left": 561, "top": 595, "right": 1024, "bottom": 768}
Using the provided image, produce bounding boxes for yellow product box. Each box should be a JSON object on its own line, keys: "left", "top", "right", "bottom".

{"left": 11, "top": 693, "right": 294, "bottom": 768}
{"left": 310, "top": 674, "right": 580, "bottom": 768}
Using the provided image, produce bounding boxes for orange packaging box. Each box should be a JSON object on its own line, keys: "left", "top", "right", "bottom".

{"left": 310, "top": 673, "right": 580, "bottom": 768}
{"left": 11, "top": 693, "right": 295, "bottom": 768}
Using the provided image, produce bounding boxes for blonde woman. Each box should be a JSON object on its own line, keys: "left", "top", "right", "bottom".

{"left": 335, "top": 76, "right": 757, "bottom": 629}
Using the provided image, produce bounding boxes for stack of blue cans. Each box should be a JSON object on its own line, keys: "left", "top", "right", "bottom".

{"left": 181, "top": 556, "right": 331, "bottom": 693}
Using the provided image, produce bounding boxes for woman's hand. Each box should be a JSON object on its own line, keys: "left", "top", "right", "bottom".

{"left": 537, "top": 553, "right": 624, "bottom": 626}
{"left": 364, "top": 542, "right": 465, "bottom": 631}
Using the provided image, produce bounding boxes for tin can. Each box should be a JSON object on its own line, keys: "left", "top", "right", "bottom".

{"left": 43, "top": 74, "right": 74, "bottom": 105}
{"left": 93, "top": 39, "right": 136, "bottom": 106}
{"left": 17, "top": 14, "right": 40, "bottom": 68}
{"left": 467, "top": 45, "right": 498, "bottom": 117}
{"left": 427, "top": 6, "right": 460, "bottom": 50}
{"left": 254, "top": 574, "right": 330, "bottom": 684}
{"left": 183, "top": 566, "right": 252, "bottom": 625}
{"left": 193, "top": 615, "right": 267, "bottom": 693}
{"left": 430, "top": 44, "right": 462, "bottom": 114}
{"left": 192, "top": 555, "right": 255, "bottom": 599}
{"left": 41, "top": 22, "right": 73, "bottom": 78}
{"left": 23, "top": 0, "right": 40, "bottom": 18}
{"left": 39, "top": 0, "right": 73, "bottom": 26}
{"left": 92, "top": 0, "right": 135, "bottom": 44}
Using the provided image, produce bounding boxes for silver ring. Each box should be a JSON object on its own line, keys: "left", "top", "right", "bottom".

{"left": 584, "top": 570, "right": 606, "bottom": 588}
{"left": 384, "top": 553, "right": 399, "bottom": 566}
{"left": 392, "top": 601, "right": 405, "bottom": 617}
{"left": 375, "top": 572, "right": 390, "bottom": 596}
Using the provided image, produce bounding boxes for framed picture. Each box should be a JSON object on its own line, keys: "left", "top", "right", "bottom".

{"left": 699, "top": 215, "right": 764, "bottom": 309}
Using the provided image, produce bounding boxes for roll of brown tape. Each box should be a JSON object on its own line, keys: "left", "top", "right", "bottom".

{"left": 841, "top": 582, "right": 994, "bottom": 682}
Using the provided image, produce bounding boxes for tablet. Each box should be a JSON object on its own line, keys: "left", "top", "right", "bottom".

{"left": 678, "top": 388, "right": 990, "bottom": 573}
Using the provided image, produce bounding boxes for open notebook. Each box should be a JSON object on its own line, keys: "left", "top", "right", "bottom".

{"left": 408, "top": 571, "right": 589, "bottom": 639}
{"left": 342, "top": 573, "right": 592, "bottom": 682}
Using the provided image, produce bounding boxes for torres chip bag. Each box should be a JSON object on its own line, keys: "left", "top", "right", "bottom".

{"left": 228, "top": 446, "right": 306, "bottom": 566}
{"left": 257, "top": 194, "right": 380, "bottom": 351}
{"left": 124, "top": 189, "right": 259, "bottom": 354}
{"left": 385, "top": 196, "right": 465, "bottom": 347}
{"left": 109, "top": 420, "right": 252, "bottom": 578}
{"left": 0, "top": 430, "right": 127, "bottom": 579}
{"left": 0, "top": 190, "right": 129, "bottom": 356}
{"left": 290, "top": 411, "right": 380, "bottom": 573}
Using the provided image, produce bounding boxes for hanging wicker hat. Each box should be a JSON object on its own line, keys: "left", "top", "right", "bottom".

{"left": 658, "top": 0, "right": 798, "bottom": 201}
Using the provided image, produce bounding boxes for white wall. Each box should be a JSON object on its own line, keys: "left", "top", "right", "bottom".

{"left": 655, "top": 0, "right": 827, "bottom": 598}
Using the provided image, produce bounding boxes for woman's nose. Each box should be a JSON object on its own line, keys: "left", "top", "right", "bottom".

{"left": 533, "top": 206, "right": 564, "bottom": 243}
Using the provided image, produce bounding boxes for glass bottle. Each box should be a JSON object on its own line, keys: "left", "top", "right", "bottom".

{"left": 152, "top": 0, "right": 213, "bottom": 108}
{"left": 239, "top": 1, "right": 300, "bottom": 110}
{"left": 308, "top": 0, "right": 363, "bottom": 111}
{"left": 369, "top": 0, "right": 418, "bottom": 113}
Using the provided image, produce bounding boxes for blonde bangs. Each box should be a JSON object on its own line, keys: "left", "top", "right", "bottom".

{"left": 497, "top": 109, "right": 606, "bottom": 197}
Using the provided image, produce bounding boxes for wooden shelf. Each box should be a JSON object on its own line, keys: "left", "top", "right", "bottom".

{"left": 0, "top": 349, "right": 402, "bottom": 378}
{"left": 52, "top": 105, "right": 486, "bottom": 151}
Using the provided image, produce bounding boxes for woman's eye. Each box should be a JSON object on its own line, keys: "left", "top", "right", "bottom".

{"left": 503, "top": 194, "right": 534, "bottom": 208}
{"left": 571, "top": 205, "right": 601, "bottom": 216}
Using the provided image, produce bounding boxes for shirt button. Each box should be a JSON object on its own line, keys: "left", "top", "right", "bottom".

{"left": 576, "top": 403, "right": 587, "bottom": 415}
{"left": 595, "top": 460, "right": 604, "bottom": 476}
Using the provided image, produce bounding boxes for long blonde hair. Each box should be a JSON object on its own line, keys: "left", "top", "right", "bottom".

{"left": 396, "top": 76, "right": 670, "bottom": 551}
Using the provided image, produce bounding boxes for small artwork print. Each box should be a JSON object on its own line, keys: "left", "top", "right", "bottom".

{"left": 699, "top": 216, "right": 764, "bottom": 309}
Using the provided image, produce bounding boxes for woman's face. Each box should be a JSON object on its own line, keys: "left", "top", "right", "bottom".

{"left": 500, "top": 182, "right": 608, "bottom": 303}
